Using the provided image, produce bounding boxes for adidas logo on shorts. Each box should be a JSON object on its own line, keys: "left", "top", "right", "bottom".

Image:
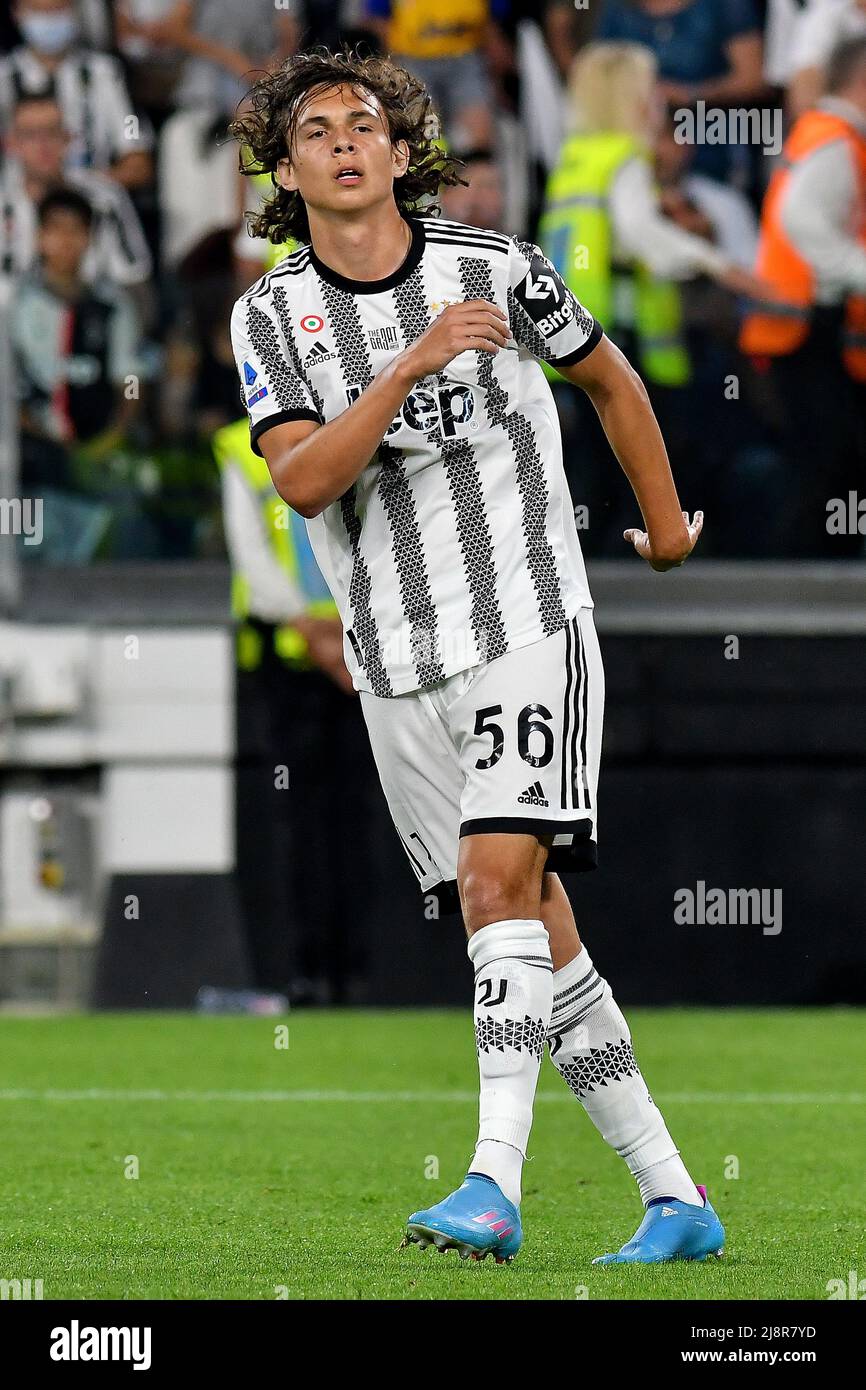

{"left": 518, "top": 781, "right": 549, "bottom": 807}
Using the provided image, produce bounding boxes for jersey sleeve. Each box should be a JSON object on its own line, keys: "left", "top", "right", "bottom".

{"left": 506, "top": 237, "right": 603, "bottom": 369}
{"left": 230, "top": 295, "right": 323, "bottom": 456}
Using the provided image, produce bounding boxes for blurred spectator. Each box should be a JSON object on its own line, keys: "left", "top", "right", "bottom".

{"left": 158, "top": 107, "right": 240, "bottom": 266}
{"left": 740, "top": 35, "right": 866, "bottom": 555}
{"left": 1, "top": 93, "right": 152, "bottom": 285}
{"left": 595, "top": 0, "right": 768, "bottom": 181}
{"left": 763, "top": 0, "right": 823, "bottom": 90}
{"left": 595, "top": 0, "right": 766, "bottom": 106}
{"left": 542, "top": 0, "right": 594, "bottom": 80}
{"left": 115, "top": 0, "right": 185, "bottom": 122}
{"left": 150, "top": 2, "right": 301, "bottom": 281}
{"left": 365, "top": 0, "right": 510, "bottom": 150}
{"left": 1, "top": 0, "right": 114, "bottom": 50}
{"left": 214, "top": 419, "right": 347, "bottom": 695}
{"left": 214, "top": 416, "right": 373, "bottom": 1005}
{"left": 441, "top": 148, "right": 508, "bottom": 229}
{"left": 11, "top": 187, "right": 145, "bottom": 487}
{"left": 74, "top": 0, "right": 113, "bottom": 48}
{"left": 0, "top": 9, "right": 859, "bottom": 568}
{"left": 141, "top": 0, "right": 300, "bottom": 117}
{"left": 0, "top": 0, "right": 154, "bottom": 188}
{"left": 788, "top": 0, "right": 866, "bottom": 116}
{"left": 165, "top": 229, "right": 239, "bottom": 442}
{"left": 542, "top": 43, "right": 761, "bottom": 360}
{"left": 1, "top": 10, "right": 20, "bottom": 53}
{"left": 292, "top": 0, "right": 376, "bottom": 51}
{"left": 539, "top": 41, "right": 766, "bottom": 550}
{"left": 232, "top": 167, "right": 299, "bottom": 282}
{"left": 514, "top": 12, "right": 565, "bottom": 178}
{"left": 655, "top": 104, "right": 759, "bottom": 267}
{"left": 233, "top": 172, "right": 273, "bottom": 283}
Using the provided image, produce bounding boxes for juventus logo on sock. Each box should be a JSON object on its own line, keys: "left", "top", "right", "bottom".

{"left": 478, "top": 978, "right": 508, "bottom": 1008}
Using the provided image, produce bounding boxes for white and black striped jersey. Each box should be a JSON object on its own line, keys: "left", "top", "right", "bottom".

{"left": 229, "top": 215, "right": 603, "bottom": 697}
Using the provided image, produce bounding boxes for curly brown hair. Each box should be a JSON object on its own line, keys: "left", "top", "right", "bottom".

{"left": 229, "top": 47, "right": 468, "bottom": 247}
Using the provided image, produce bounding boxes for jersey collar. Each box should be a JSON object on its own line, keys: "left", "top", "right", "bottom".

{"left": 308, "top": 215, "right": 425, "bottom": 294}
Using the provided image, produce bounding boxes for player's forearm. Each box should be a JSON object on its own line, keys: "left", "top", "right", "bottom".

{"left": 267, "top": 355, "right": 417, "bottom": 516}
{"left": 585, "top": 364, "right": 690, "bottom": 562}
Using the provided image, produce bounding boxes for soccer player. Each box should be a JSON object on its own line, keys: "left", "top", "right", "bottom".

{"left": 229, "top": 49, "right": 725, "bottom": 1266}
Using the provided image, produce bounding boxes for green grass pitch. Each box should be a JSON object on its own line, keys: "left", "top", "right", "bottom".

{"left": 1, "top": 1008, "right": 864, "bottom": 1300}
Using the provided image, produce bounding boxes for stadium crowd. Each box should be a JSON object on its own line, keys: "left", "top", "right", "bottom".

{"left": 2, "top": 0, "right": 866, "bottom": 565}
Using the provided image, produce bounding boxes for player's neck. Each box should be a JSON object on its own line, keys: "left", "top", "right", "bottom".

{"left": 306, "top": 202, "right": 413, "bottom": 286}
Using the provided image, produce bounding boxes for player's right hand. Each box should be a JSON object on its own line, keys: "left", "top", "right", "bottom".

{"left": 399, "top": 300, "right": 510, "bottom": 381}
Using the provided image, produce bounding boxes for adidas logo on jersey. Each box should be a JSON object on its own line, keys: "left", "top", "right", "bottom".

{"left": 304, "top": 340, "right": 336, "bottom": 365}
{"left": 518, "top": 781, "right": 549, "bottom": 807}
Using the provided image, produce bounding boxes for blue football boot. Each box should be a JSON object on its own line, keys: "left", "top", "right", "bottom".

{"left": 592, "top": 1184, "right": 725, "bottom": 1265}
{"left": 405, "top": 1173, "right": 522, "bottom": 1263}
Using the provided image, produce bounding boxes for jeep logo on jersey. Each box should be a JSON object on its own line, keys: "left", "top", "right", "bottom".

{"left": 514, "top": 255, "right": 573, "bottom": 338}
{"left": 345, "top": 382, "right": 475, "bottom": 439}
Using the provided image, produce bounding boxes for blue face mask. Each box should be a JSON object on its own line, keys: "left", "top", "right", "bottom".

{"left": 19, "top": 10, "right": 79, "bottom": 56}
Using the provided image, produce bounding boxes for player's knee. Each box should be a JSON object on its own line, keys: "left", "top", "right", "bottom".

{"left": 459, "top": 865, "right": 534, "bottom": 933}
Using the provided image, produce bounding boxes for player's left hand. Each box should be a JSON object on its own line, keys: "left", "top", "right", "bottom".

{"left": 624, "top": 510, "right": 704, "bottom": 571}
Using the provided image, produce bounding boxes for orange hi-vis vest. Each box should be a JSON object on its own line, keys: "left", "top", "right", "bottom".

{"left": 740, "top": 107, "right": 866, "bottom": 381}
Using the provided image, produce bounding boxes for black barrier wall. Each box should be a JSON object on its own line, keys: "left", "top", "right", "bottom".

{"left": 93, "top": 633, "right": 866, "bottom": 1009}
{"left": 361, "top": 635, "right": 866, "bottom": 1008}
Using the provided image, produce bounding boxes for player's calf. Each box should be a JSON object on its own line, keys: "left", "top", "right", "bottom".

{"left": 405, "top": 913, "right": 552, "bottom": 1262}
{"left": 547, "top": 943, "right": 704, "bottom": 1208}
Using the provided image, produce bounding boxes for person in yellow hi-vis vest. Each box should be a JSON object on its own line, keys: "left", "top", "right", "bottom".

{"left": 536, "top": 42, "right": 765, "bottom": 551}
{"left": 539, "top": 43, "right": 761, "bottom": 387}
{"left": 214, "top": 416, "right": 348, "bottom": 683}
{"left": 214, "top": 417, "right": 374, "bottom": 1005}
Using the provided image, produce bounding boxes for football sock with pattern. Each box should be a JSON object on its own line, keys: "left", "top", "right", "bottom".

{"left": 467, "top": 918, "right": 553, "bottom": 1207}
{"left": 547, "top": 946, "right": 702, "bottom": 1207}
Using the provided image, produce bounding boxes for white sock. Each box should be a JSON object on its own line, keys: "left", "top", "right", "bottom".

{"left": 467, "top": 918, "right": 553, "bottom": 1206}
{"left": 548, "top": 946, "right": 702, "bottom": 1208}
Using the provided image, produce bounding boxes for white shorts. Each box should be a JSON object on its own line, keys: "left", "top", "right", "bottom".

{"left": 359, "top": 608, "right": 604, "bottom": 915}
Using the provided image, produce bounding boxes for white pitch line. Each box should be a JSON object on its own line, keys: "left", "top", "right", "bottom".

{"left": 0, "top": 1088, "right": 863, "bottom": 1105}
